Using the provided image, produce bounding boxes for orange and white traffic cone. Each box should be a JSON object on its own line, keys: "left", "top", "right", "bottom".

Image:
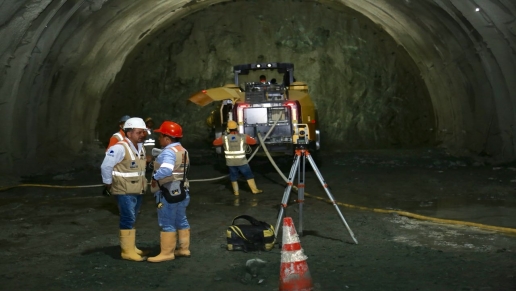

{"left": 279, "top": 217, "right": 313, "bottom": 291}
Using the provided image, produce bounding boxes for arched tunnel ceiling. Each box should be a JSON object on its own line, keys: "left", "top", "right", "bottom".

{"left": 100, "top": 1, "right": 435, "bottom": 151}
{"left": 0, "top": 0, "right": 515, "bottom": 175}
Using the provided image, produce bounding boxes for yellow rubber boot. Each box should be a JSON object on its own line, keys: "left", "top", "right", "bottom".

{"left": 135, "top": 246, "right": 148, "bottom": 256}
{"left": 231, "top": 181, "right": 239, "bottom": 196}
{"left": 148, "top": 232, "right": 177, "bottom": 263}
{"left": 247, "top": 179, "right": 263, "bottom": 194}
{"left": 119, "top": 229, "right": 146, "bottom": 261}
{"left": 174, "top": 229, "right": 191, "bottom": 257}
{"left": 130, "top": 229, "right": 149, "bottom": 256}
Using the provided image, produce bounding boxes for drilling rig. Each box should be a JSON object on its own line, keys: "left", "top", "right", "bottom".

{"left": 189, "top": 62, "right": 320, "bottom": 159}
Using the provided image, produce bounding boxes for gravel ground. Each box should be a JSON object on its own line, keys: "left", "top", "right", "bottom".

{"left": 0, "top": 149, "right": 515, "bottom": 290}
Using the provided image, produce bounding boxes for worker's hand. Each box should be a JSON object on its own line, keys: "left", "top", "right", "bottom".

{"left": 151, "top": 179, "right": 157, "bottom": 188}
{"left": 102, "top": 184, "right": 112, "bottom": 197}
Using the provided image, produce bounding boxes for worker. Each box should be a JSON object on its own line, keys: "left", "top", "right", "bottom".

{"left": 100, "top": 117, "right": 148, "bottom": 262}
{"left": 106, "top": 115, "right": 131, "bottom": 150}
{"left": 143, "top": 117, "right": 156, "bottom": 171}
{"left": 259, "top": 75, "right": 267, "bottom": 84}
{"left": 213, "top": 120, "right": 263, "bottom": 196}
{"left": 148, "top": 121, "right": 191, "bottom": 263}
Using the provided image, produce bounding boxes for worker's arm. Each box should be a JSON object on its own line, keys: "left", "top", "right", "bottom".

{"left": 100, "top": 144, "right": 125, "bottom": 185}
{"left": 153, "top": 149, "right": 176, "bottom": 181}
{"left": 213, "top": 136, "right": 224, "bottom": 146}
{"left": 245, "top": 135, "right": 257, "bottom": 145}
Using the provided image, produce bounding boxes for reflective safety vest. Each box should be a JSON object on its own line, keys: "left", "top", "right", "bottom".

{"left": 111, "top": 141, "right": 147, "bottom": 195}
{"left": 144, "top": 133, "right": 155, "bottom": 150}
{"left": 223, "top": 134, "right": 248, "bottom": 166}
{"left": 144, "top": 137, "right": 155, "bottom": 147}
{"left": 113, "top": 132, "right": 124, "bottom": 141}
{"left": 153, "top": 145, "right": 189, "bottom": 187}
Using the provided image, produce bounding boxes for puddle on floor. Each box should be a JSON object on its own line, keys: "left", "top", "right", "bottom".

{"left": 194, "top": 195, "right": 263, "bottom": 207}
{"left": 391, "top": 196, "right": 516, "bottom": 229}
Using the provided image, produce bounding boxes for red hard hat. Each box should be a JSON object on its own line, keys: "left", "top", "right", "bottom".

{"left": 154, "top": 121, "right": 183, "bottom": 138}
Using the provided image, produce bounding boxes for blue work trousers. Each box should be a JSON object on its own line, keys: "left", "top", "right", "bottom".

{"left": 156, "top": 192, "right": 190, "bottom": 232}
{"left": 115, "top": 194, "right": 142, "bottom": 229}
{"left": 228, "top": 164, "right": 254, "bottom": 181}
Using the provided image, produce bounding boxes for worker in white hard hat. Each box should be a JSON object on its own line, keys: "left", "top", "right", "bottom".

{"left": 100, "top": 117, "right": 149, "bottom": 262}
{"left": 106, "top": 115, "right": 131, "bottom": 150}
{"left": 213, "top": 120, "right": 263, "bottom": 196}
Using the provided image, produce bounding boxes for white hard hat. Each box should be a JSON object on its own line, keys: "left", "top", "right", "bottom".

{"left": 123, "top": 117, "right": 147, "bottom": 129}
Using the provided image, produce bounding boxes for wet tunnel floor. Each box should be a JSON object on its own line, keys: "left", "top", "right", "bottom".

{"left": 0, "top": 148, "right": 515, "bottom": 290}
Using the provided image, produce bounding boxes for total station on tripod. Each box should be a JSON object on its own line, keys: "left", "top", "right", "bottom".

{"left": 292, "top": 124, "right": 310, "bottom": 145}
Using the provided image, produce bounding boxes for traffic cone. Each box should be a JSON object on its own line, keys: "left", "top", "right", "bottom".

{"left": 279, "top": 217, "right": 313, "bottom": 291}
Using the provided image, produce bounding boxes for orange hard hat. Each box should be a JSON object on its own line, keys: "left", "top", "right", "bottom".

{"left": 154, "top": 121, "right": 183, "bottom": 138}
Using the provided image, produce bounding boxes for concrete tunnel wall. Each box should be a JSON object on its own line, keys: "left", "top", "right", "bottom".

{"left": 0, "top": 0, "right": 515, "bottom": 176}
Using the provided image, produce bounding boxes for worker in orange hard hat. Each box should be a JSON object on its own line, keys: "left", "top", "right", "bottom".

{"left": 213, "top": 120, "right": 262, "bottom": 196}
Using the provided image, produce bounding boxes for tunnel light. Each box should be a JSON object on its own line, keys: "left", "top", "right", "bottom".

{"left": 267, "top": 63, "right": 272, "bottom": 67}
{"left": 256, "top": 64, "right": 261, "bottom": 68}
{"left": 475, "top": 8, "right": 480, "bottom": 12}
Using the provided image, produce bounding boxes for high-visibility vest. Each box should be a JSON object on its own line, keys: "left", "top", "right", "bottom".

{"left": 153, "top": 145, "right": 189, "bottom": 186}
{"left": 113, "top": 132, "right": 124, "bottom": 141}
{"left": 223, "top": 134, "right": 247, "bottom": 166}
{"left": 111, "top": 141, "right": 147, "bottom": 195}
{"left": 144, "top": 134, "right": 155, "bottom": 149}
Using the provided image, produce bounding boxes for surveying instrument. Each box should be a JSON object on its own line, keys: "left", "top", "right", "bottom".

{"left": 275, "top": 124, "right": 358, "bottom": 244}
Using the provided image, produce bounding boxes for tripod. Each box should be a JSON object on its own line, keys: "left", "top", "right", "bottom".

{"left": 275, "top": 145, "right": 358, "bottom": 244}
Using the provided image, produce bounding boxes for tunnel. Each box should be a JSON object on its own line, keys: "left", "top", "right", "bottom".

{"left": 1, "top": 0, "right": 515, "bottom": 176}
{"left": 1, "top": 1, "right": 516, "bottom": 290}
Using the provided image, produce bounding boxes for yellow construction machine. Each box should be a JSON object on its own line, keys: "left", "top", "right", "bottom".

{"left": 189, "top": 62, "right": 320, "bottom": 157}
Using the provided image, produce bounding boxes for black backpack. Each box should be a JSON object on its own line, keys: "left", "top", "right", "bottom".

{"left": 226, "top": 215, "right": 276, "bottom": 252}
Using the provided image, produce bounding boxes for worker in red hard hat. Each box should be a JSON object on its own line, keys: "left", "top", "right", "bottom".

{"left": 213, "top": 120, "right": 262, "bottom": 196}
{"left": 148, "top": 121, "right": 191, "bottom": 263}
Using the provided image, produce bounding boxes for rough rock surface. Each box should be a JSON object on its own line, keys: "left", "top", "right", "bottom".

{"left": 102, "top": 1, "right": 434, "bottom": 150}
{"left": 0, "top": 0, "right": 515, "bottom": 176}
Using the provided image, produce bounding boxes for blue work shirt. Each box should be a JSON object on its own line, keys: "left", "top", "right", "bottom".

{"left": 153, "top": 142, "right": 182, "bottom": 181}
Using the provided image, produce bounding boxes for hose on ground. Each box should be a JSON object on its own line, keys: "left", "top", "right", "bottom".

{"left": 0, "top": 112, "right": 286, "bottom": 189}
{"left": 255, "top": 132, "right": 516, "bottom": 236}
{"left": 0, "top": 183, "right": 104, "bottom": 191}
{"left": 305, "top": 193, "right": 516, "bottom": 235}
{"left": 2, "top": 114, "right": 515, "bottom": 236}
